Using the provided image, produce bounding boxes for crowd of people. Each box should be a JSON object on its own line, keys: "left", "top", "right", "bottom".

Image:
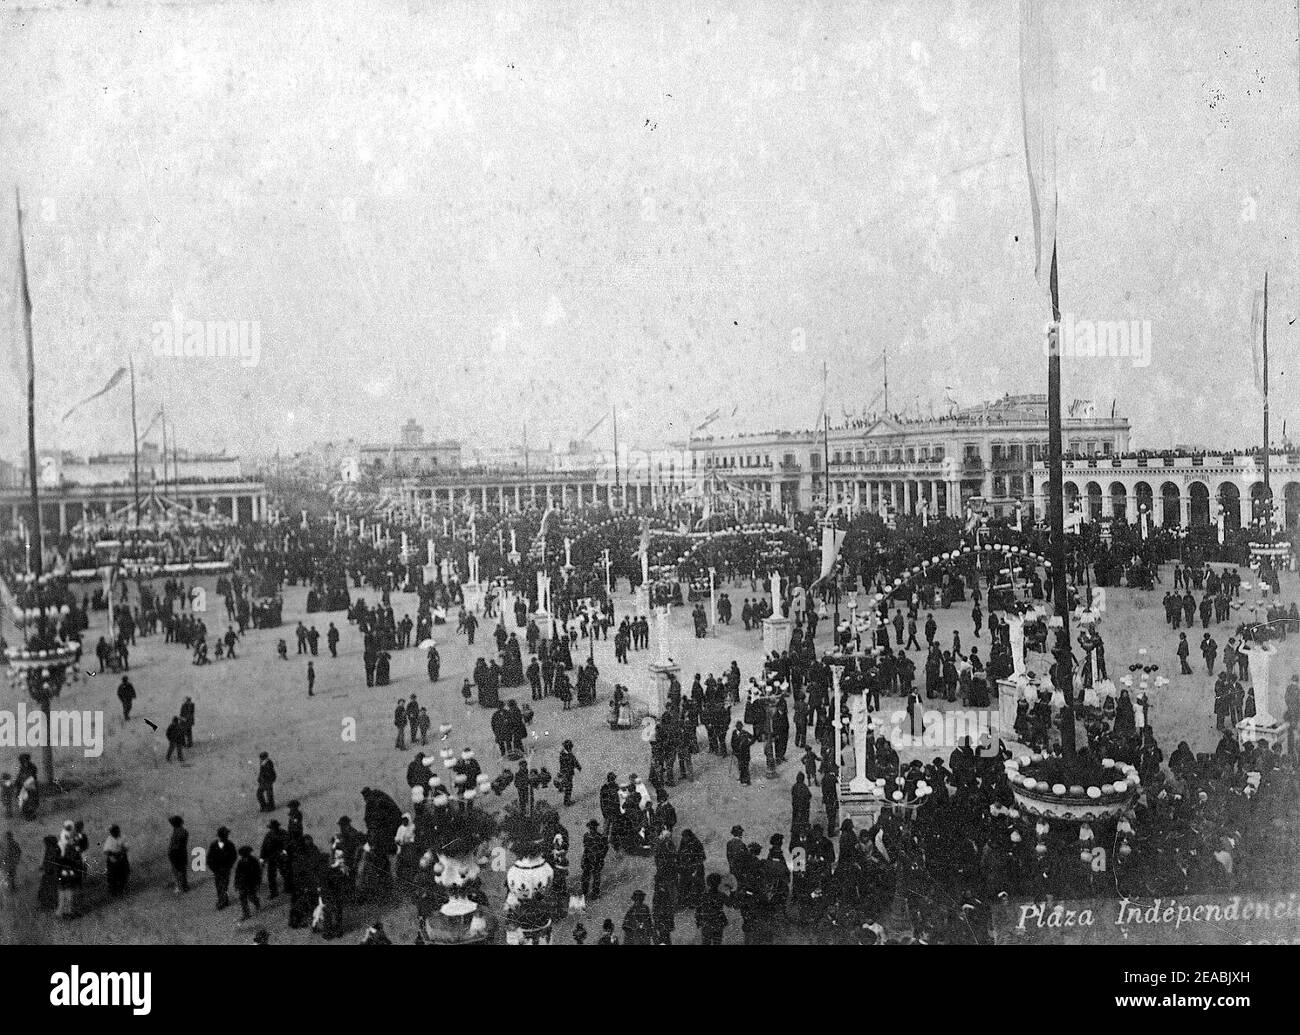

{"left": 2, "top": 502, "right": 1298, "bottom": 945}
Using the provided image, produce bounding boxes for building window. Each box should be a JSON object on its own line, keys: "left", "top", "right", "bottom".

{"left": 856, "top": 450, "right": 864, "bottom": 463}
{"left": 809, "top": 454, "right": 821, "bottom": 470}
{"left": 1102, "top": 441, "right": 1113, "bottom": 455}
{"left": 833, "top": 451, "right": 842, "bottom": 465}
{"left": 905, "top": 448, "right": 915, "bottom": 462}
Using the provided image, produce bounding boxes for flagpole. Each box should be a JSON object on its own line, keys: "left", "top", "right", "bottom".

{"left": 822, "top": 362, "right": 830, "bottom": 509}
{"left": 161, "top": 403, "right": 169, "bottom": 502}
{"left": 1261, "top": 271, "right": 1270, "bottom": 521}
{"left": 882, "top": 346, "right": 889, "bottom": 414}
{"left": 129, "top": 356, "right": 141, "bottom": 530}
{"left": 1046, "top": 244, "right": 1076, "bottom": 763}
{"left": 612, "top": 406, "right": 620, "bottom": 509}
{"left": 17, "top": 189, "right": 41, "bottom": 579}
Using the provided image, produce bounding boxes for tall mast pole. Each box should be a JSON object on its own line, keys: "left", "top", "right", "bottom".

{"left": 1262, "top": 271, "right": 1271, "bottom": 521}
{"left": 17, "top": 189, "right": 41, "bottom": 579}
{"left": 129, "top": 356, "right": 141, "bottom": 529}
{"left": 822, "top": 362, "right": 831, "bottom": 509}
{"left": 612, "top": 406, "right": 620, "bottom": 507}
{"left": 161, "top": 403, "right": 169, "bottom": 500}
{"left": 882, "top": 347, "right": 889, "bottom": 414}
{"left": 1046, "top": 245, "right": 1075, "bottom": 762}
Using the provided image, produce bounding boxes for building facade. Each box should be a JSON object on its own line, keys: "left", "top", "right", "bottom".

{"left": 690, "top": 394, "right": 1131, "bottom": 516}
{"left": 1035, "top": 451, "right": 1300, "bottom": 532}
{"left": 2, "top": 445, "right": 266, "bottom": 531}
{"left": 358, "top": 419, "right": 463, "bottom": 476}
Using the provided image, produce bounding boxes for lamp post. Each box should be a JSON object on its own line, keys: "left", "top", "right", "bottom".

{"left": 708, "top": 565, "right": 717, "bottom": 637}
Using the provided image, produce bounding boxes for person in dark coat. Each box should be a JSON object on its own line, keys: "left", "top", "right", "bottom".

{"left": 821, "top": 767, "right": 839, "bottom": 831}
{"left": 287, "top": 835, "right": 323, "bottom": 928}
{"left": 206, "top": 826, "right": 238, "bottom": 910}
{"left": 234, "top": 845, "right": 263, "bottom": 919}
{"left": 361, "top": 786, "right": 403, "bottom": 852}
{"left": 621, "top": 889, "right": 654, "bottom": 945}
{"left": 790, "top": 772, "right": 812, "bottom": 843}
{"left": 557, "top": 740, "right": 581, "bottom": 807}
{"left": 599, "top": 772, "right": 621, "bottom": 839}
{"left": 167, "top": 815, "right": 190, "bottom": 893}
{"left": 581, "top": 820, "right": 609, "bottom": 899}
{"left": 256, "top": 752, "right": 277, "bottom": 812}
{"left": 695, "top": 872, "right": 731, "bottom": 944}
{"left": 730, "top": 722, "right": 754, "bottom": 785}
{"left": 260, "top": 820, "right": 288, "bottom": 899}
{"left": 676, "top": 829, "right": 706, "bottom": 907}
{"left": 36, "top": 835, "right": 59, "bottom": 910}
{"left": 771, "top": 697, "right": 790, "bottom": 762}
{"left": 116, "top": 677, "right": 136, "bottom": 721}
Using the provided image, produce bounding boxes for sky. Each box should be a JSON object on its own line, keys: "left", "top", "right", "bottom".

{"left": 1, "top": 0, "right": 1297, "bottom": 462}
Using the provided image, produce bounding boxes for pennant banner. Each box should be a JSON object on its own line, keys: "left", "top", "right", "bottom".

{"left": 1249, "top": 288, "right": 1265, "bottom": 395}
{"left": 1019, "top": 0, "right": 1058, "bottom": 293}
{"left": 62, "top": 366, "right": 128, "bottom": 422}
{"left": 810, "top": 524, "right": 847, "bottom": 593}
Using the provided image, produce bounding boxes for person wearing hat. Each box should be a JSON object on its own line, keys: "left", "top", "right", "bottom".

{"left": 234, "top": 845, "right": 263, "bottom": 920}
{"left": 256, "top": 752, "right": 277, "bottom": 812}
{"left": 729, "top": 721, "right": 754, "bottom": 785}
{"left": 206, "top": 826, "right": 238, "bottom": 910}
{"left": 260, "top": 820, "right": 288, "bottom": 899}
{"left": 557, "top": 740, "right": 582, "bottom": 807}
{"left": 286, "top": 800, "right": 304, "bottom": 843}
{"left": 599, "top": 772, "right": 621, "bottom": 840}
{"left": 597, "top": 917, "right": 618, "bottom": 945}
{"left": 581, "top": 819, "right": 609, "bottom": 900}
{"left": 725, "top": 826, "right": 748, "bottom": 877}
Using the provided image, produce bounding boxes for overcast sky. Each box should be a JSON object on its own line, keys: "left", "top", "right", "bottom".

{"left": 1, "top": 0, "right": 1297, "bottom": 461}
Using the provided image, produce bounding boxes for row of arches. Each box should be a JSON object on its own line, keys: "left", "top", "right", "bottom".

{"left": 1062, "top": 480, "right": 1300, "bottom": 530}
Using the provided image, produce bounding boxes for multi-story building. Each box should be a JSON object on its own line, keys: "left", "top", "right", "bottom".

{"left": 690, "top": 394, "right": 1131, "bottom": 516}
{"left": 357, "top": 419, "right": 463, "bottom": 476}
{"left": 2, "top": 445, "right": 267, "bottom": 531}
{"left": 1034, "top": 449, "right": 1300, "bottom": 532}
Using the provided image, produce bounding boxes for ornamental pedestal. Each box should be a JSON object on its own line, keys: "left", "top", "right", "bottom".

{"left": 1236, "top": 716, "right": 1289, "bottom": 752}
{"left": 630, "top": 661, "right": 679, "bottom": 719}
{"left": 531, "top": 611, "right": 552, "bottom": 653}
{"left": 762, "top": 615, "right": 793, "bottom": 656}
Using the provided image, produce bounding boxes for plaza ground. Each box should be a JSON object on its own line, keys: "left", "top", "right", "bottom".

{"left": 1, "top": 562, "right": 1296, "bottom": 944}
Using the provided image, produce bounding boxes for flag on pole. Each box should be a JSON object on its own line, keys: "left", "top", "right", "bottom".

{"left": 809, "top": 524, "right": 847, "bottom": 594}
{"left": 1249, "top": 288, "right": 1265, "bottom": 394}
{"left": 529, "top": 505, "right": 556, "bottom": 562}
{"left": 62, "top": 367, "right": 128, "bottom": 421}
{"left": 1019, "top": 0, "right": 1058, "bottom": 293}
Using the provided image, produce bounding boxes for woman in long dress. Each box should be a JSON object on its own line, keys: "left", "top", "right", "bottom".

{"left": 36, "top": 836, "right": 59, "bottom": 910}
